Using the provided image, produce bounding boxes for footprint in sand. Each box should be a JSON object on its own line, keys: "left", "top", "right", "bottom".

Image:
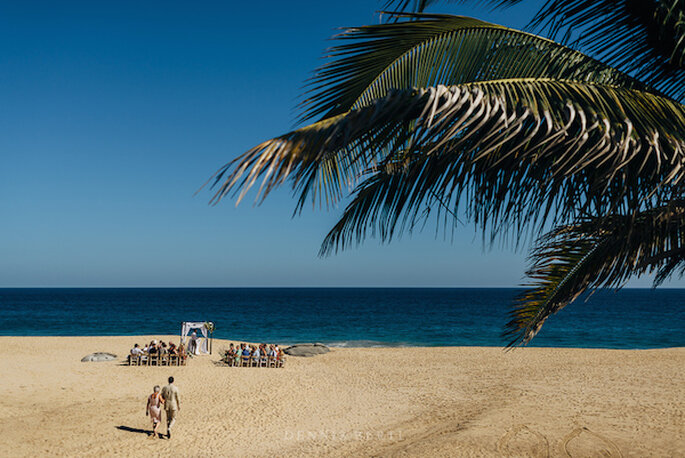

{"left": 497, "top": 424, "right": 550, "bottom": 457}
{"left": 562, "top": 426, "right": 622, "bottom": 457}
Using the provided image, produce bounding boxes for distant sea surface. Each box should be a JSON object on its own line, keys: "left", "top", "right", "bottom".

{"left": 0, "top": 288, "right": 683, "bottom": 349}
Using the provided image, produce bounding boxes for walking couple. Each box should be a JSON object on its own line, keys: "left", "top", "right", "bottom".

{"left": 146, "top": 376, "right": 180, "bottom": 439}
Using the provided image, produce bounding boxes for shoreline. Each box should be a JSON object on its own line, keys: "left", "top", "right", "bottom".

{"left": 0, "top": 336, "right": 683, "bottom": 456}
{"left": 0, "top": 334, "right": 682, "bottom": 351}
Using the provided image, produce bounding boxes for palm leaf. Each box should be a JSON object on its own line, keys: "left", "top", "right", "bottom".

{"left": 388, "top": 1, "right": 685, "bottom": 102}
{"left": 300, "top": 14, "right": 650, "bottom": 124}
{"left": 506, "top": 201, "right": 685, "bottom": 346}
{"left": 214, "top": 81, "right": 685, "bottom": 250}
{"left": 524, "top": 0, "right": 685, "bottom": 102}
{"left": 254, "top": 15, "right": 675, "bottom": 218}
{"left": 382, "top": 0, "right": 519, "bottom": 13}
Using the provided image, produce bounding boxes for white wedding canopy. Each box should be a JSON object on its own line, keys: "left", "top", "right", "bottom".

{"left": 180, "top": 322, "right": 210, "bottom": 355}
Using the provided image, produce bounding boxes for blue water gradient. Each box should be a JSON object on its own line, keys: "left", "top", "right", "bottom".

{"left": 0, "top": 288, "right": 682, "bottom": 349}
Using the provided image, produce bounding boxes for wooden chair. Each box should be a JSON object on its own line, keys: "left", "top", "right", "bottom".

{"left": 169, "top": 354, "right": 179, "bottom": 366}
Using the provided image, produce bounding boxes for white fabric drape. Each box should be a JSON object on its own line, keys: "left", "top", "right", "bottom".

{"left": 200, "top": 326, "right": 208, "bottom": 353}
{"left": 180, "top": 321, "right": 210, "bottom": 355}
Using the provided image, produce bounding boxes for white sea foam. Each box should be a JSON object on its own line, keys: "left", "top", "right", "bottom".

{"left": 326, "top": 340, "right": 411, "bottom": 348}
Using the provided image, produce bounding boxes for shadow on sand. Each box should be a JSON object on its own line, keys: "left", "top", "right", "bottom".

{"left": 116, "top": 425, "right": 150, "bottom": 435}
{"left": 116, "top": 425, "right": 167, "bottom": 439}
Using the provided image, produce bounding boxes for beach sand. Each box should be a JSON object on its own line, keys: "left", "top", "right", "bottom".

{"left": 0, "top": 336, "right": 682, "bottom": 457}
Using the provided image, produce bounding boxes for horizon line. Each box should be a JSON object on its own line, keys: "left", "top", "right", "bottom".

{"left": 0, "top": 285, "right": 679, "bottom": 290}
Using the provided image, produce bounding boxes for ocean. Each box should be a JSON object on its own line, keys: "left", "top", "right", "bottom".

{"left": 0, "top": 288, "right": 683, "bottom": 349}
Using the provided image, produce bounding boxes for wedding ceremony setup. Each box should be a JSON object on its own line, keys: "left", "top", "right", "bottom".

{"left": 180, "top": 321, "right": 214, "bottom": 355}
{"left": 125, "top": 322, "right": 215, "bottom": 366}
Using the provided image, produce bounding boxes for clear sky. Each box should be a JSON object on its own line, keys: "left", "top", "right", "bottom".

{"left": 1, "top": 0, "right": 682, "bottom": 287}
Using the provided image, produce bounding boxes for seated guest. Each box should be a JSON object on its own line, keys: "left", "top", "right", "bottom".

{"left": 178, "top": 343, "right": 187, "bottom": 358}
{"left": 159, "top": 342, "right": 168, "bottom": 355}
{"left": 168, "top": 343, "right": 177, "bottom": 355}
{"left": 130, "top": 343, "right": 144, "bottom": 356}
{"left": 128, "top": 343, "right": 144, "bottom": 363}
{"left": 148, "top": 340, "right": 158, "bottom": 355}
{"left": 226, "top": 344, "right": 237, "bottom": 365}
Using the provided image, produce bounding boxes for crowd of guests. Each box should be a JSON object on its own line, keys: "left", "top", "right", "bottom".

{"left": 223, "top": 343, "right": 285, "bottom": 367}
{"left": 129, "top": 339, "right": 187, "bottom": 365}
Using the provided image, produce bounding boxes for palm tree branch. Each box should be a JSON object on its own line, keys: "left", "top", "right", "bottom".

{"left": 300, "top": 14, "right": 654, "bottom": 124}
{"left": 387, "top": 1, "right": 685, "bottom": 101}
{"left": 506, "top": 202, "right": 685, "bottom": 346}
{"left": 216, "top": 80, "right": 685, "bottom": 251}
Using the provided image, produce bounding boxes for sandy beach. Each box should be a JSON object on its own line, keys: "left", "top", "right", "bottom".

{"left": 0, "top": 336, "right": 682, "bottom": 457}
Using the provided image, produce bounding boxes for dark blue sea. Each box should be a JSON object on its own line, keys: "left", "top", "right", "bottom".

{"left": 0, "top": 288, "right": 683, "bottom": 349}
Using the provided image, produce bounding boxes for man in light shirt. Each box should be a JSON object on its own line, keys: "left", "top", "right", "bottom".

{"left": 160, "top": 376, "right": 180, "bottom": 439}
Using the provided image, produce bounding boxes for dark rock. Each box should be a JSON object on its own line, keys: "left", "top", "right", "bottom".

{"left": 284, "top": 343, "right": 330, "bottom": 357}
{"left": 81, "top": 352, "right": 117, "bottom": 362}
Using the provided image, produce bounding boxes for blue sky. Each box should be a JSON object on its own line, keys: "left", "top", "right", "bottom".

{"left": 1, "top": 1, "right": 682, "bottom": 287}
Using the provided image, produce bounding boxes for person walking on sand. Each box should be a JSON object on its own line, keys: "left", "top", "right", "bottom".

{"left": 145, "top": 385, "right": 164, "bottom": 438}
{"left": 160, "top": 376, "right": 180, "bottom": 439}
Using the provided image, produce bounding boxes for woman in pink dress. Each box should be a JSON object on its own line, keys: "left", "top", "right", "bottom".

{"left": 146, "top": 385, "right": 165, "bottom": 438}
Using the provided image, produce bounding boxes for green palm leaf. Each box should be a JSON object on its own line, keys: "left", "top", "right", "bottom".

{"left": 241, "top": 14, "right": 675, "bottom": 217}
{"left": 507, "top": 201, "right": 685, "bottom": 347}
{"left": 524, "top": 0, "right": 685, "bottom": 102}
{"left": 213, "top": 81, "right": 685, "bottom": 246}
{"left": 386, "top": 1, "right": 685, "bottom": 102}
{"left": 300, "top": 13, "right": 650, "bottom": 124}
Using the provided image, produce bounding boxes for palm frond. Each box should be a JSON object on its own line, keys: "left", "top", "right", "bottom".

{"left": 506, "top": 201, "right": 685, "bottom": 346}
{"left": 653, "top": 255, "right": 685, "bottom": 285}
{"left": 233, "top": 81, "right": 685, "bottom": 251}
{"left": 290, "top": 15, "right": 670, "bottom": 217}
{"left": 382, "top": 0, "right": 437, "bottom": 12}
{"left": 300, "top": 14, "right": 651, "bottom": 124}
{"left": 527, "top": 0, "right": 685, "bottom": 102}
{"left": 383, "top": 0, "right": 522, "bottom": 13}
{"left": 208, "top": 93, "right": 421, "bottom": 208}
{"left": 403, "top": 1, "right": 685, "bottom": 102}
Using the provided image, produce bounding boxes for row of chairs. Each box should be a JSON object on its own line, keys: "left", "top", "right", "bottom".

{"left": 128, "top": 354, "right": 187, "bottom": 366}
{"left": 224, "top": 354, "right": 285, "bottom": 368}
